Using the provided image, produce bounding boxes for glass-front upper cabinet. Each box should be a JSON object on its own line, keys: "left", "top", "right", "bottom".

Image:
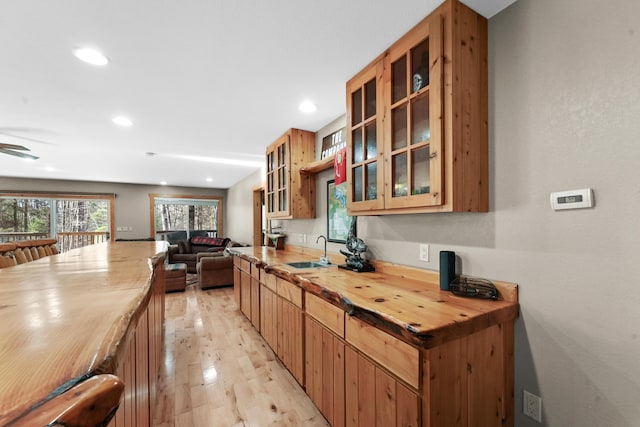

{"left": 266, "top": 134, "right": 290, "bottom": 218}
{"left": 346, "top": 59, "right": 385, "bottom": 213}
{"left": 385, "top": 17, "right": 443, "bottom": 209}
{"left": 345, "top": 0, "right": 488, "bottom": 215}
{"left": 265, "top": 128, "right": 316, "bottom": 220}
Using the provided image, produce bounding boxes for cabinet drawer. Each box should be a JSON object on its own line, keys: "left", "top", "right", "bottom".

{"left": 251, "top": 263, "right": 261, "bottom": 281}
{"left": 276, "top": 278, "right": 302, "bottom": 308}
{"left": 345, "top": 316, "right": 419, "bottom": 389}
{"left": 306, "top": 292, "right": 344, "bottom": 338}
{"left": 233, "top": 256, "right": 242, "bottom": 268}
{"left": 264, "top": 273, "right": 277, "bottom": 292}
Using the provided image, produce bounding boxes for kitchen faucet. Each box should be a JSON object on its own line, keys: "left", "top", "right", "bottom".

{"left": 315, "top": 235, "right": 330, "bottom": 265}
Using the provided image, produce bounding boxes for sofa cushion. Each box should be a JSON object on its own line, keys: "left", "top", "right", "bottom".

{"left": 190, "top": 236, "right": 230, "bottom": 247}
{"left": 177, "top": 240, "right": 191, "bottom": 254}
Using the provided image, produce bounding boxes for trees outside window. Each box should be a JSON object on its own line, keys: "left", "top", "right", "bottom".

{"left": 0, "top": 194, "right": 113, "bottom": 250}
{"left": 150, "top": 194, "right": 222, "bottom": 241}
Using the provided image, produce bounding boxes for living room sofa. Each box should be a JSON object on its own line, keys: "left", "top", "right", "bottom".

{"left": 167, "top": 236, "right": 233, "bottom": 273}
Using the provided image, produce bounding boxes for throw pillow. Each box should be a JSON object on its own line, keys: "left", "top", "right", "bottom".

{"left": 177, "top": 240, "right": 191, "bottom": 254}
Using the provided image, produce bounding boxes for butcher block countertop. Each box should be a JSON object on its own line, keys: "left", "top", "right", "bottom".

{"left": 228, "top": 246, "right": 519, "bottom": 349}
{"left": 0, "top": 241, "right": 168, "bottom": 425}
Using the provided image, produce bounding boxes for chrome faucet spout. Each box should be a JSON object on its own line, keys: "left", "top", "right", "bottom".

{"left": 315, "top": 235, "right": 330, "bottom": 264}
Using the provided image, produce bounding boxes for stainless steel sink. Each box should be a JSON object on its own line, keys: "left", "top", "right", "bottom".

{"left": 285, "top": 261, "right": 331, "bottom": 269}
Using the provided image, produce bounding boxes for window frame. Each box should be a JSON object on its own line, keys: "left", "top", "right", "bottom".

{"left": 149, "top": 193, "right": 223, "bottom": 239}
{"left": 0, "top": 192, "right": 115, "bottom": 242}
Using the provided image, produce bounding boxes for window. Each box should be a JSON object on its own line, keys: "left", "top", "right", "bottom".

{"left": 150, "top": 194, "right": 222, "bottom": 242}
{"left": 0, "top": 193, "right": 114, "bottom": 251}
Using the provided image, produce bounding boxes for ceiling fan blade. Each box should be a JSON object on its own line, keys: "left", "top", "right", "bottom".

{"left": 0, "top": 131, "right": 55, "bottom": 146}
{"left": 0, "top": 143, "right": 30, "bottom": 150}
{"left": 0, "top": 147, "right": 39, "bottom": 160}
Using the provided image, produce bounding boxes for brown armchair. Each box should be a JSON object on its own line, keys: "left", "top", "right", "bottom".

{"left": 196, "top": 252, "right": 234, "bottom": 290}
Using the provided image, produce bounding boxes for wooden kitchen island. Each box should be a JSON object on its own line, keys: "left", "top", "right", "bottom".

{"left": 0, "top": 242, "right": 167, "bottom": 427}
{"left": 229, "top": 246, "right": 520, "bottom": 427}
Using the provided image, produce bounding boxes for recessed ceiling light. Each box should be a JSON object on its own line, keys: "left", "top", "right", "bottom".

{"left": 160, "top": 181, "right": 167, "bottom": 186}
{"left": 299, "top": 101, "right": 317, "bottom": 113}
{"left": 206, "top": 177, "right": 213, "bottom": 182}
{"left": 112, "top": 116, "right": 133, "bottom": 127}
{"left": 44, "top": 166, "right": 55, "bottom": 172}
{"left": 73, "top": 48, "right": 109, "bottom": 66}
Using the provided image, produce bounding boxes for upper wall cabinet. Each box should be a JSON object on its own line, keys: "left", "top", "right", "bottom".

{"left": 346, "top": 0, "right": 488, "bottom": 215}
{"left": 266, "top": 128, "right": 316, "bottom": 219}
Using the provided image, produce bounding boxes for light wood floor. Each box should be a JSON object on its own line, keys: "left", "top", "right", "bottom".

{"left": 154, "top": 284, "right": 330, "bottom": 427}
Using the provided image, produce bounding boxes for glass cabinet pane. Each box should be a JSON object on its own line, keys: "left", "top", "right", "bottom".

{"left": 352, "top": 88, "right": 363, "bottom": 125}
{"left": 365, "top": 122, "right": 377, "bottom": 160}
{"left": 392, "top": 57, "right": 407, "bottom": 104}
{"left": 392, "top": 106, "right": 407, "bottom": 150}
{"left": 268, "top": 152, "right": 274, "bottom": 171}
{"left": 365, "top": 162, "right": 377, "bottom": 200}
{"left": 411, "top": 39, "right": 429, "bottom": 93}
{"left": 412, "top": 146, "right": 430, "bottom": 195}
{"left": 353, "top": 166, "right": 363, "bottom": 201}
{"left": 353, "top": 129, "right": 363, "bottom": 163}
{"left": 411, "top": 94, "right": 430, "bottom": 144}
{"left": 392, "top": 153, "right": 408, "bottom": 197}
{"left": 365, "top": 79, "right": 376, "bottom": 119}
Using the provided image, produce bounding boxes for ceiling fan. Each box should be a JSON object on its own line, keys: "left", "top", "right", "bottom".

{"left": 0, "top": 143, "right": 39, "bottom": 160}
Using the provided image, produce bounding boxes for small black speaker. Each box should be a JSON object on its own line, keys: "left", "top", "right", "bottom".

{"left": 440, "top": 251, "right": 456, "bottom": 291}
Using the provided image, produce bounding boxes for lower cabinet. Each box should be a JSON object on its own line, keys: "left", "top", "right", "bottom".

{"left": 258, "top": 275, "right": 304, "bottom": 386}
{"left": 232, "top": 256, "right": 515, "bottom": 427}
{"left": 305, "top": 317, "right": 346, "bottom": 427}
{"left": 239, "top": 269, "right": 251, "bottom": 318}
{"left": 345, "top": 347, "right": 419, "bottom": 427}
{"left": 260, "top": 284, "right": 278, "bottom": 350}
{"left": 277, "top": 296, "right": 304, "bottom": 385}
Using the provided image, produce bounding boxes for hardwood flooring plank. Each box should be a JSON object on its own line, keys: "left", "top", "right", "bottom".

{"left": 155, "top": 285, "right": 329, "bottom": 427}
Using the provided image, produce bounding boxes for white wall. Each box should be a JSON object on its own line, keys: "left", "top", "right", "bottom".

{"left": 226, "top": 168, "right": 263, "bottom": 245}
{"left": 0, "top": 177, "right": 227, "bottom": 240}
{"left": 227, "top": 1, "right": 640, "bottom": 425}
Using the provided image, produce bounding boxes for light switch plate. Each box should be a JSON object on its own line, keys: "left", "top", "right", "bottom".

{"left": 419, "top": 244, "right": 429, "bottom": 262}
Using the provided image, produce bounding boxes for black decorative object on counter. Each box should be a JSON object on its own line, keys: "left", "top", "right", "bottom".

{"left": 339, "top": 217, "right": 375, "bottom": 273}
{"left": 449, "top": 276, "right": 498, "bottom": 300}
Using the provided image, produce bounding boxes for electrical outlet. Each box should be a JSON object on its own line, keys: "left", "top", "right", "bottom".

{"left": 523, "top": 390, "right": 542, "bottom": 422}
{"left": 419, "top": 244, "right": 429, "bottom": 262}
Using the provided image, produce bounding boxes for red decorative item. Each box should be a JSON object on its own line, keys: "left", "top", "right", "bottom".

{"left": 334, "top": 147, "right": 347, "bottom": 185}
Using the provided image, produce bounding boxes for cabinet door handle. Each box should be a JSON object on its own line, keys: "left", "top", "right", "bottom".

{"left": 429, "top": 151, "right": 438, "bottom": 159}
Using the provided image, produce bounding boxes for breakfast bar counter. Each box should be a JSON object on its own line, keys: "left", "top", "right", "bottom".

{"left": 0, "top": 241, "right": 168, "bottom": 426}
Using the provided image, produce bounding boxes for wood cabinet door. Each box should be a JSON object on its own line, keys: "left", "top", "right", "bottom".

{"left": 305, "top": 317, "right": 345, "bottom": 427}
{"left": 239, "top": 270, "right": 251, "bottom": 319}
{"left": 233, "top": 266, "right": 241, "bottom": 306}
{"left": 276, "top": 298, "right": 304, "bottom": 385}
{"left": 346, "top": 59, "right": 386, "bottom": 214}
{"left": 266, "top": 134, "right": 291, "bottom": 218}
{"left": 383, "top": 16, "right": 443, "bottom": 210}
{"left": 345, "top": 347, "right": 419, "bottom": 427}
{"left": 250, "top": 277, "right": 260, "bottom": 331}
{"left": 260, "top": 284, "right": 277, "bottom": 351}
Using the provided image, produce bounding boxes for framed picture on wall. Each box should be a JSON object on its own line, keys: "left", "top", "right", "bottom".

{"left": 327, "top": 179, "right": 350, "bottom": 243}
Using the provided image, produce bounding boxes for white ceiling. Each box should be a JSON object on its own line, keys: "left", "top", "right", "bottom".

{"left": 0, "top": 0, "right": 516, "bottom": 189}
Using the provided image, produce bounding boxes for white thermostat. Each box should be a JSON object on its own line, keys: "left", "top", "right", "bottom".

{"left": 550, "top": 188, "right": 594, "bottom": 210}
